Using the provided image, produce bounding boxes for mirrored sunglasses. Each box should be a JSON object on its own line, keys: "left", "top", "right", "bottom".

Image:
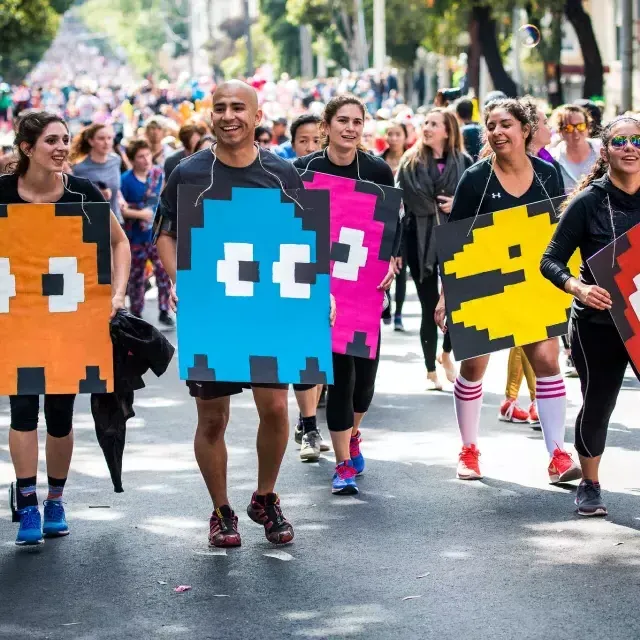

{"left": 610, "top": 134, "right": 640, "bottom": 149}
{"left": 562, "top": 122, "right": 588, "bottom": 134}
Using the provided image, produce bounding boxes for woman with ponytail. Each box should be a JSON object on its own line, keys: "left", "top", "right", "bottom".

{"left": 0, "top": 111, "right": 130, "bottom": 545}
{"left": 435, "top": 98, "right": 580, "bottom": 485}
{"left": 541, "top": 116, "right": 640, "bottom": 516}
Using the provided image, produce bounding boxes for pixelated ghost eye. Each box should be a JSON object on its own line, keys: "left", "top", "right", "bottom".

{"left": 330, "top": 227, "right": 368, "bottom": 281}
{"left": 508, "top": 244, "right": 522, "bottom": 259}
{"left": 217, "top": 242, "right": 259, "bottom": 297}
{"left": 631, "top": 274, "right": 640, "bottom": 323}
{"left": 0, "top": 257, "right": 17, "bottom": 313}
{"left": 42, "top": 257, "right": 85, "bottom": 313}
{"left": 273, "top": 244, "right": 315, "bottom": 299}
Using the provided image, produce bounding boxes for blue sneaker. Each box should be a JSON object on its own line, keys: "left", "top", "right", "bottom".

{"left": 350, "top": 431, "right": 365, "bottom": 475}
{"left": 15, "top": 506, "right": 44, "bottom": 546}
{"left": 332, "top": 461, "right": 358, "bottom": 495}
{"left": 43, "top": 500, "right": 69, "bottom": 537}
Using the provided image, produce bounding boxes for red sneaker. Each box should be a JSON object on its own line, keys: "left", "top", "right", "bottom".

{"left": 209, "top": 506, "right": 241, "bottom": 547}
{"left": 247, "top": 492, "right": 294, "bottom": 545}
{"left": 528, "top": 402, "right": 540, "bottom": 425}
{"left": 498, "top": 398, "right": 529, "bottom": 423}
{"left": 548, "top": 448, "right": 582, "bottom": 484}
{"left": 457, "top": 444, "right": 483, "bottom": 480}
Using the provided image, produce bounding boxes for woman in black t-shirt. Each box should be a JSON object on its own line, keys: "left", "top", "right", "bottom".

{"left": 435, "top": 99, "right": 581, "bottom": 485}
{"left": 542, "top": 116, "right": 640, "bottom": 516}
{"left": 294, "top": 95, "right": 399, "bottom": 496}
{"left": 0, "top": 111, "right": 130, "bottom": 546}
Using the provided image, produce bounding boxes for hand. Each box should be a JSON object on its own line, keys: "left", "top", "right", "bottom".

{"left": 141, "top": 208, "right": 154, "bottom": 223}
{"left": 169, "top": 282, "right": 178, "bottom": 313}
{"left": 437, "top": 195, "right": 453, "bottom": 214}
{"left": 434, "top": 294, "right": 447, "bottom": 332}
{"left": 329, "top": 294, "right": 337, "bottom": 327}
{"left": 110, "top": 294, "right": 126, "bottom": 320}
{"left": 394, "top": 256, "right": 403, "bottom": 273}
{"left": 377, "top": 259, "right": 396, "bottom": 291}
{"left": 575, "top": 283, "right": 612, "bottom": 311}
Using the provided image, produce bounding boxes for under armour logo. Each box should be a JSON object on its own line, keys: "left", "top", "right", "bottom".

{"left": 491, "top": 193, "right": 501, "bottom": 199}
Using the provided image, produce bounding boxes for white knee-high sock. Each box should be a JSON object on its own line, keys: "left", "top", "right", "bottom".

{"left": 535, "top": 374, "right": 567, "bottom": 456}
{"left": 454, "top": 375, "right": 483, "bottom": 446}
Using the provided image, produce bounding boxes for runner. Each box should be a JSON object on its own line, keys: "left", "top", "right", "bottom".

{"left": 1, "top": 110, "right": 130, "bottom": 545}
{"left": 155, "top": 80, "right": 324, "bottom": 546}
{"left": 541, "top": 116, "right": 640, "bottom": 516}
{"left": 293, "top": 94, "right": 399, "bottom": 495}
{"left": 435, "top": 98, "right": 581, "bottom": 483}
{"left": 397, "top": 108, "right": 471, "bottom": 389}
{"left": 120, "top": 138, "right": 174, "bottom": 328}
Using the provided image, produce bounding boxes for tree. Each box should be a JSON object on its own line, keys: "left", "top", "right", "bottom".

{"left": 0, "top": 0, "right": 74, "bottom": 83}
{"left": 260, "top": 0, "right": 301, "bottom": 76}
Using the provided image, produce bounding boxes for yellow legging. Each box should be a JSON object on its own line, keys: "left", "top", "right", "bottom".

{"left": 506, "top": 347, "right": 535, "bottom": 401}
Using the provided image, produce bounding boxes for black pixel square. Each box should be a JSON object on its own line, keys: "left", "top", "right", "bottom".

{"left": 238, "top": 260, "right": 260, "bottom": 283}
{"left": 42, "top": 273, "right": 64, "bottom": 296}
{"left": 330, "top": 242, "right": 351, "bottom": 263}
{"left": 508, "top": 244, "right": 522, "bottom": 259}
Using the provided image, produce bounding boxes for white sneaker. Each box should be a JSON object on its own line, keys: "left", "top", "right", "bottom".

{"left": 300, "top": 430, "right": 322, "bottom": 461}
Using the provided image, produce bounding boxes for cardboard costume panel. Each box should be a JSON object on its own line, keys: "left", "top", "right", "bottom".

{"left": 588, "top": 222, "right": 640, "bottom": 371}
{"left": 436, "top": 197, "right": 579, "bottom": 361}
{"left": 301, "top": 171, "right": 401, "bottom": 359}
{"left": 0, "top": 202, "right": 113, "bottom": 395}
{"left": 177, "top": 185, "right": 332, "bottom": 385}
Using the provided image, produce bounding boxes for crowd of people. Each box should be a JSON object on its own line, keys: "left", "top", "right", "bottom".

{"left": 1, "top": 66, "right": 638, "bottom": 548}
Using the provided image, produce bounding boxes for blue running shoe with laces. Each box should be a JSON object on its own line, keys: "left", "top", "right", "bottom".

{"left": 332, "top": 460, "right": 359, "bottom": 495}
{"left": 43, "top": 500, "right": 69, "bottom": 537}
{"left": 350, "top": 431, "right": 365, "bottom": 476}
{"left": 15, "top": 506, "right": 44, "bottom": 546}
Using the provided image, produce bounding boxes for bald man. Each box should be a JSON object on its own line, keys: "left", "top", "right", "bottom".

{"left": 156, "top": 81, "right": 306, "bottom": 547}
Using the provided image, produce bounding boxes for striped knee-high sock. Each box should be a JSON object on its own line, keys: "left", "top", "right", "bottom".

{"left": 454, "top": 376, "right": 483, "bottom": 446}
{"left": 536, "top": 374, "right": 567, "bottom": 456}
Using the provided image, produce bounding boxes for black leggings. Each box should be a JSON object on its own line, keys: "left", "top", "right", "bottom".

{"left": 569, "top": 319, "right": 639, "bottom": 458}
{"left": 394, "top": 259, "right": 407, "bottom": 316}
{"left": 326, "top": 340, "right": 381, "bottom": 432}
{"left": 405, "top": 230, "right": 451, "bottom": 372}
{"left": 9, "top": 394, "right": 75, "bottom": 437}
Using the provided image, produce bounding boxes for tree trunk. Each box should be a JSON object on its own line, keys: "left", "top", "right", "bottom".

{"left": 467, "top": 14, "right": 481, "bottom": 97}
{"left": 564, "top": 0, "right": 604, "bottom": 99}
{"left": 473, "top": 5, "right": 518, "bottom": 97}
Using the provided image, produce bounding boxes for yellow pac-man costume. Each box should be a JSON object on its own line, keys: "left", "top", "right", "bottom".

{"left": 436, "top": 198, "right": 579, "bottom": 360}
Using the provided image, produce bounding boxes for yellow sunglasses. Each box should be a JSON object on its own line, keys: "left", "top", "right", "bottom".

{"left": 562, "top": 122, "right": 588, "bottom": 134}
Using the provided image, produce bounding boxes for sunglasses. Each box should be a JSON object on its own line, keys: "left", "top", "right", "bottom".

{"left": 562, "top": 122, "right": 588, "bottom": 134}
{"left": 610, "top": 134, "right": 640, "bottom": 149}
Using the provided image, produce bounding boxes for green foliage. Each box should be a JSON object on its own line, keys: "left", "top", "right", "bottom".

{"left": 0, "top": 0, "right": 73, "bottom": 83}
{"left": 260, "top": 0, "right": 301, "bottom": 76}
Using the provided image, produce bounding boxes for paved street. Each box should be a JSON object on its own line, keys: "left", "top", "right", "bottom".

{"left": 1, "top": 285, "right": 639, "bottom": 640}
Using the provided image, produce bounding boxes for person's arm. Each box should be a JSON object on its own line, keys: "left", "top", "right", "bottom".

{"left": 110, "top": 211, "right": 131, "bottom": 318}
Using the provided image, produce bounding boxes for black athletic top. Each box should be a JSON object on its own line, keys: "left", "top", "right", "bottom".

{"left": 449, "top": 155, "right": 562, "bottom": 222}
{"left": 0, "top": 172, "right": 105, "bottom": 205}
{"left": 293, "top": 149, "right": 402, "bottom": 256}
{"left": 541, "top": 174, "right": 640, "bottom": 324}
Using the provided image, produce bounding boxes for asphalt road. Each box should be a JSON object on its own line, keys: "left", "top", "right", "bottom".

{"left": 1, "top": 286, "right": 639, "bottom": 640}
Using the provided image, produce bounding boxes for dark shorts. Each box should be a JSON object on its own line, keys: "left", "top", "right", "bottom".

{"left": 186, "top": 381, "right": 315, "bottom": 400}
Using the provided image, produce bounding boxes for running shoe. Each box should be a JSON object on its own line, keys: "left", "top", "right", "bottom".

{"left": 43, "top": 500, "right": 69, "bottom": 538}
{"left": 318, "top": 431, "right": 330, "bottom": 452}
{"left": 294, "top": 416, "right": 303, "bottom": 445}
{"left": 457, "top": 444, "right": 482, "bottom": 480}
{"left": 158, "top": 310, "right": 175, "bottom": 329}
{"left": 15, "top": 506, "right": 44, "bottom": 546}
{"left": 300, "top": 430, "right": 322, "bottom": 462}
{"left": 394, "top": 315, "right": 405, "bottom": 332}
{"left": 350, "top": 430, "right": 365, "bottom": 475}
{"left": 565, "top": 356, "right": 579, "bottom": 378}
{"left": 548, "top": 448, "right": 582, "bottom": 484}
{"left": 332, "top": 460, "right": 358, "bottom": 495}
{"left": 247, "top": 493, "right": 294, "bottom": 544}
{"left": 498, "top": 398, "right": 530, "bottom": 423}
{"left": 209, "top": 505, "right": 241, "bottom": 547}
{"left": 575, "top": 480, "right": 608, "bottom": 517}
{"left": 528, "top": 401, "right": 540, "bottom": 426}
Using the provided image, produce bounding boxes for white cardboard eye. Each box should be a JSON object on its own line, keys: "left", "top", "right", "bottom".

{"left": 0, "top": 257, "right": 16, "bottom": 313}
{"left": 217, "top": 242, "right": 255, "bottom": 297}
{"left": 273, "top": 244, "right": 311, "bottom": 299}
{"left": 332, "top": 227, "right": 368, "bottom": 282}
{"left": 48, "top": 257, "right": 85, "bottom": 312}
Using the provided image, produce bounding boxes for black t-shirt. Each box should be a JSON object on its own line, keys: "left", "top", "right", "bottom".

{"left": 156, "top": 147, "right": 304, "bottom": 239}
{"left": 0, "top": 172, "right": 106, "bottom": 205}
{"left": 294, "top": 149, "right": 395, "bottom": 187}
{"left": 449, "top": 155, "right": 562, "bottom": 222}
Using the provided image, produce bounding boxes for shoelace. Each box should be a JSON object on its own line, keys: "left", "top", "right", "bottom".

{"left": 44, "top": 501, "right": 64, "bottom": 518}
{"left": 581, "top": 483, "right": 601, "bottom": 502}
{"left": 349, "top": 436, "right": 361, "bottom": 458}
{"left": 265, "top": 501, "right": 286, "bottom": 528}
{"left": 554, "top": 450, "right": 573, "bottom": 466}
{"left": 337, "top": 463, "right": 356, "bottom": 480}
{"left": 20, "top": 509, "right": 40, "bottom": 530}
{"left": 459, "top": 447, "right": 479, "bottom": 466}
